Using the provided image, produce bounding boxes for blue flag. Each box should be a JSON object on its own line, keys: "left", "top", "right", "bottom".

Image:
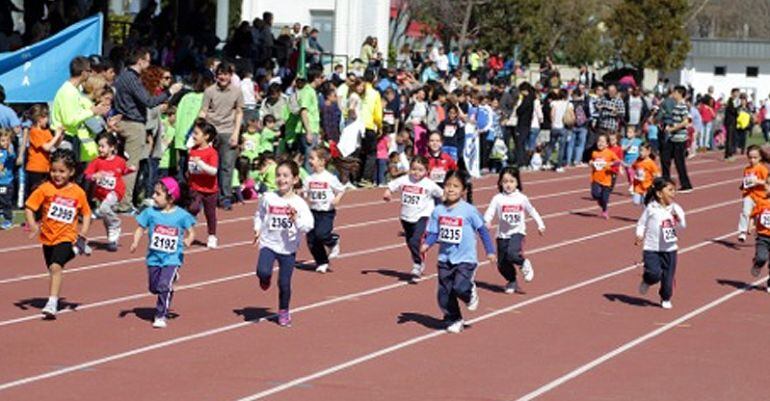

{"left": 0, "top": 14, "right": 103, "bottom": 103}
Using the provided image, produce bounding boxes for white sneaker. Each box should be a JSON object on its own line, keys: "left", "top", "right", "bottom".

{"left": 555, "top": 167, "right": 565, "bottom": 173}
{"left": 328, "top": 241, "right": 340, "bottom": 259}
{"left": 152, "top": 317, "right": 167, "bottom": 328}
{"left": 660, "top": 300, "right": 673, "bottom": 309}
{"left": 344, "top": 182, "right": 357, "bottom": 190}
{"left": 41, "top": 301, "right": 57, "bottom": 318}
{"left": 521, "top": 259, "right": 534, "bottom": 282}
{"left": 766, "top": 286, "right": 770, "bottom": 294}
{"left": 738, "top": 233, "right": 747, "bottom": 243}
{"left": 446, "top": 320, "right": 464, "bottom": 334}
{"left": 467, "top": 286, "right": 479, "bottom": 311}
{"left": 504, "top": 281, "right": 518, "bottom": 294}
{"left": 751, "top": 265, "right": 761, "bottom": 278}
{"left": 638, "top": 281, "right": 649, "bottom": 295}
{"left": 410, "top": 263, "right": 425, "bottom": 278}
{"left": 316, "top": 263, "right": 329, "bottom": 273}
{"left": 207, "top": 235, "right": 218, "bottom": 249}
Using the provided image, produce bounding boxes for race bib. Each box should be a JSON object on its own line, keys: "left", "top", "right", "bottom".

{"left": 443, "top": 125, "right": 457, "bottom": 137}
{"left": 96, "top": 175, "right": 117, "bottom": 190}
{"left": 760, "top": 212, "right": 770, "bottom": 228}
{"left": 384, "top": 112, "right": 395, "bottom": 125}
{"left": 501, "top": 204, "right": 524, "bottom": 227}
{"left": 592, "top": 158, "right": 607, "bottom": 170}
{"left": 188, "top": 161, "right": 201, "bottom": 174}
{"left": 430, "top": 168, "right": 446, "bottom": 183}
{"left": 46, "top": 196, "right": 76, "bottom": 224}
{"left": 401, "top": 185, "right": 425, "bottom": 207}
{"left": 267, "top": 205, "right": 293, "bottom": 231}
{"left": 743, "top": 174, "right": 758, "bottom": 189}
{"left": 149, "top": 225, "right": 179, "bottom": 253}
{"left": 635, "top": 168, "right": 646, "bottom": 181}
{"left": 438, "top": 216, "right": 463, "bottom": 244}
{"left": 0, "top": 186, "right": 6, "bottom": 195}
{"left": 628, "top": 145, "right": 639, "bottom": 155}
{"left": 661, "top": 220, "right": 677, "bottom": 243}
{"left": 308, "top": 181, "right": 329, "bottom": 203}
{"left": 243, "top": 140, "right": 256, "bottom": 152}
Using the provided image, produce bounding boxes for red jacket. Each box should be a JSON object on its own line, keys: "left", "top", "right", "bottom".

{"left": 427, "top": 151, "right": 457, "bottom": 183}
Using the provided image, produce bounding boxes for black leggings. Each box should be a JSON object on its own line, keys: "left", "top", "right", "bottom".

{"left": 496, "top": 235, "right": 525, "bottom": 283}
{"left": 591, "top": 182, "right": 611, "bottom": 212}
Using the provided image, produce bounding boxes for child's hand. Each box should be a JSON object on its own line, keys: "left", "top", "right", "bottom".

{"left": 538, "top": 227, "right": 545, "bottom": 236}
{"left": 420, "top": 244, "right": 429, "bottom": 254}
{"left": 634, "top": 236, "right": 643, "bottom": 246}
{"left": 287, "top": 207, "right": 297, "bottom": 222}
{"left": 487, "top": 254, "right": 497, "bottom": 264}
{"left": 252, "top": 230, "right": 261, "bottom": 245}
{"left": 485, "top": 223, "right": 493, "bottom": 231}
{"left": 383, "top": 190, "right": 392, "bottom": 202}
{"left": 129, "top": 240, "right": 139, "bottom": 253}
{"left": 27, "top": 223, "right": 39, "bottom": 239}
{"left": 183, "top": 237, "right": 194, "bottom": 248}
{"left": 190, "top": 156, "right": 201, "bottom": 164}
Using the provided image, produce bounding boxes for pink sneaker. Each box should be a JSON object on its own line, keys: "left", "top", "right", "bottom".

{"left": 278, "top": 309, "right": 291, "bottom": 327}
{"left": 600, "top": 211, "right": 609, "bottom": 220}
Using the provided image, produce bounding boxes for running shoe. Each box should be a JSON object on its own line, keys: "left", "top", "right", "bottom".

{"left": 660, "top": 300, "right": 673, "bottom": 309}
{"left": 41, "top": 301, "right": 57, "bottom": 319}
{"left": 521, "top": 259, "right": 535, "bottom": 282}
{"left": 738, "top": 232, "right": 747, "bottom": 243}
{"left": 328, "top": 241, "right": 340, "bottom": 259}
{"left": 751, "top": 264, "right": 761, "bottom": 278}
{"left": 106, "top": 241, "right": 118, "bottom": 252}
{"left": 410, "top": 262, "right": 425, "bottom": 278}
{"left": 467, "top": 285, "right": 479, "bottom": 311}
{"left": 446, "top": 320, "right": 464, "bottom": 333}
{"left": 600, "top": 211, "right": 609, "bottom": 220}
{"left": 316, "top": 264, "right": 329, "bottom": 273}
{"left": 278, "top": 309, "right": 292, "bottom": 327}
{"left": 0, "top": 220, "right": 12, "bottom": 230}
{"left": 152, "top": 317, "right": 167, "bottom": 328}
{"left": 207, "top": 235, "right": 218, "bottom": 249}
{"left": 504, "top": 281, "right": 518, "bottom": 294}
{"left": 259, "top": 276, "right": 271, "bottom": 290}
{"left": 638, "top": 280, "right": 649, "bottom": 295}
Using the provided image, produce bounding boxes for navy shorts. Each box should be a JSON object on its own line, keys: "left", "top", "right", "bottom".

{"left": 43, "top": 242, "right": 75, "bottom": 268}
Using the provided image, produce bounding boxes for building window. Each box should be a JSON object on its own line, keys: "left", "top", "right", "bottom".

{"left": 747, "top": 66, "right": 759, "bottom": 77}
{"left": 714, "top": 66, "right": 726, "bottom": 76}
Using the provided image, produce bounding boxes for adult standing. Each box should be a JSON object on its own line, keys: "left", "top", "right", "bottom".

{"left": 286, "top": 68, "right": 323, "bottom": 170}
{"left": 661, "top": 86, "right": 693, "bottom": 192}
{"left": 0, "top": 84, "right": 20, "bottom": 135}
{"left": 514, "top": 82, "right": 534, "bottom": 168}
{"left": 113, "top": 47, "right": 182, "bottom": 211}
{"left": 174, "top": 72, "right": 212, "bottom": 182}
{"left": 724, "top": 88, "right": 740, "bottom": 160}
{"left": 199, "top": 62, "right": 244, "bottom": 210}
{"left": 596, "top": 84, "right": 625, "bottom": 136}
{"left": 359, "top": 69, "right": 383, "bottom": 186}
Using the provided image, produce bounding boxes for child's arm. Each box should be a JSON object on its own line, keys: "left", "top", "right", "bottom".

{"left": 634, "top": 208, "right": 648, "bottom": 246}
{"left": 525, "top": 198, "right": 546, "bottom": 234}
{"left": 193, "top": 157, "right": 218, "bottom": 175}
{"left": 291, "top": 200, "right": 315, "bottom": 233}
{"left": 183, "top": 226, "right": 196, "bottom": 248}
{"left": 483, "top": 197, "right": 497, "bottom": 230}
{"left": 672, "top": 203, "right": 686, "bottom": 229}
{"left": 252, "top": 198, "right": 265, "bottom": 244}
{"left": 42, "top": 128, "right": 65, "bottom": 152}
{"left": 79, "top": 212, "right": 91, "bottom": 239}
{"left": 129, "top": 227, "right": 146, "bottom": 253}
{"left": 24, "top": 207, "right": 38, "bottom": 239}
{"left": 477, "top": 224, "right": 497, "bottom": 263}
{"left": 420, "top": 211, "right": 439, "bottom": 254}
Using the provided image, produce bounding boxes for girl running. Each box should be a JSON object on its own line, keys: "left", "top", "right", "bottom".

{"left": 304, "top": 147, "right": 345, "bottom": 273}
{"left": 383, "top": 156, "right": 443, "bottom": 279}
{"left": 24, "top": 149, "right": 92, "bottom": 318}
{"left": 130, "top": 177, "right": 196, "bottom": 328}
{"left": 421, "top": 169, "right": 495, "bottom": 333}
{"left": 631, "top": 143, "right": 661, "bottom": 206}
{"left": 621, "top": 127, "right": 642, "bottom": 194}
{"left": 484, "top": 167, "right": 545, "bottom": 294}
{"left": 253, "top": 160, "right": 314, "bottom": 327}
{"left": 590, "top": 134, "right": 621, "bottom": 219}
{"left": 636, "top": 177, "right": 686, "bottom": 309}
{"left": 738, "top": 145, "right": 768, "bottom": 243}
{"left": 187, "top": 119, "right": 219, "bottom": 249}
{"left": 750, "top": 176, "right": 770, "bottom": 288}
{"left": 426, "top": 132, "right": 457, "bottom": 186}
{"left": 84, "top": 133, "right": 131, "bottom": 252}
{"left": 608, "top": 133, "right": 623, "bottom": 191}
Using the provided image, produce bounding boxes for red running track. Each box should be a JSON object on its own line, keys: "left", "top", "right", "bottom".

{"left": 0, "top": 153, "right": 759, "bottom": 401}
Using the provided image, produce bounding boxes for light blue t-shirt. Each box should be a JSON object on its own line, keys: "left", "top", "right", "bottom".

{"left": 647, "top": 125, "right": 659, "bottom": 141}
{"left": 0, "top": 149, "right": 15, "bottom": 186}
{"left": 136, "top": 206, "right": 196, "bottom": 268}
{"left": 621, "top": 137, "right": 642, "bottom": 164}
{"left": 427, "top": 201, "right": 489, "bottom": 265}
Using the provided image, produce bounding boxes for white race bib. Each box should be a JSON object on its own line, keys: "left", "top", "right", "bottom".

{"left": 0, "top": 186, "right": 6, "bottom": 195}
{"left": 243, "top": 140, "right": 256, "bottom": 152}
{"left": 443, "top": 125, "right": 457, "bottom": 137}
{"left": 97, "top": 175, "right": 117, "bottom": 190}
{"left": 308, "top": 181, "right": 330, "bottom": 204}
{"left": 267, "top": 205, "right": 293, "bottom": 231}
{"left": 430, "top": 168, "right": 446, "bottom": 183}
{"left": 46, "top": 196, "right": 76, "bottom": 224}
{"left": 149, "top": 225, "right": 179, "bottom": 253}
{"left": 744, "top": 174, "right": 758, "bottom": 189}
{"left": 501, "top": 205, "right": 524, "bottom": 227}
{"left": 438, "top": 216, "right": 463, "bottom": 244}
{"left": 592, "top": 158, "right": 607, "bottom": 171}
{"left": 384, "top": 112, "right": 395, "bottom": 125}
{"left": 188, "top": 161, "right": 201, "bottom": 174}
{"left": 661, "top": 222, "right": 677, "bottom": 243}
{"left": 401, "top": 185, "right": 425, "bottom": 207}
{"left": 760, "top": 212, "right": 770, "bottom": 228}
{"left": 628, "top": 145, "right": 639, "bottom": 155}
{"left": 635, "top": 168, "right": 646, "bottom": 181}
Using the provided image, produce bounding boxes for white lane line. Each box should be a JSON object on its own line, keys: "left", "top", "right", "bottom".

{"left": 514, "top": 275, "right": 765, "bottom": 401}
{"left": 0, "top": 158, "right": 725, "bottom": 255}
{"left": 0, "top": 175, "right": 737, "bottom": 285}
{"left": 230, "top": 231, "right": 738, "bottom": 401}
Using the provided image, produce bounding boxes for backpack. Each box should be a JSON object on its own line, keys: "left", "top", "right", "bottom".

{"left": 574, "top": 101, "right": 588, "bottom": 126}
{"left": 562, "top": 104, "right": 576, "bottom": 127}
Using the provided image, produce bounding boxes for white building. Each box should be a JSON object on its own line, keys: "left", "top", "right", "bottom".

{"left": 241, "top": 0, "right": 390, "bottom": 65}
{"left": 668, "top": 38, "right": 770, "bottom": 100}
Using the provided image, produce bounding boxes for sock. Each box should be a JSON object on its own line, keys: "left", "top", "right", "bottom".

{"left": 47, "top": 296, "right": 58, "bottom": 304}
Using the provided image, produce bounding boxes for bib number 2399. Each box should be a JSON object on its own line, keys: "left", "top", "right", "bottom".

{"left": 47, "top": 199, "right": 76, "bottom": 224}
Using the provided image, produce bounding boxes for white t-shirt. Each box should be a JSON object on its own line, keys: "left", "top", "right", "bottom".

{"left": 636, "top": 201, "right": 686, "bottom": 252}
{"left": 303, "top": 170, "right": 345, "bottom": 212}
{"left": 253, "top": 192, "right": 314, "bottom": 255}
{"left": 484, "top": 191, "right": 545, "bottom": 238}
{"left": 387, "top": 175, "right": 443, "bottom": 223}
{"left": 436, "top": 54, "right": 449, "bottom": 72}
{"left": 550, "top": 99, "right": 572, "bottom": 129}
{"left": 241, "top": 78, "right": 257, "bottom": 108}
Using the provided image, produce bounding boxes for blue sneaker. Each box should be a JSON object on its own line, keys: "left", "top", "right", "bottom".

{"left": 0, "top": 221, "right": 12, "bottom": 230}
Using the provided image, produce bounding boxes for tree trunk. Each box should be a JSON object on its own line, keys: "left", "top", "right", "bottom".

{"left": 457, "top": 0, "right": 474, "bottom": 54}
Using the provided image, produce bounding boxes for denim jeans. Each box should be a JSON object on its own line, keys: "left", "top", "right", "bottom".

{"left": 559, "top": 128, "right": 575, "bottom": 167}
{"left": 527, "top": 128, "right": 540, "bottom": 151}
{"left": 572, "top": 126, "right": 587, "bottom": 164}
{"left": 376, "top": 158, "right": 388, "bottom": 185}
{"left": 545, "top": 128, "right": 564, "bottom": 168}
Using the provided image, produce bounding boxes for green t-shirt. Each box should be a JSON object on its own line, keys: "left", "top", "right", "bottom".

{"left": 259, "top": 163, "right": 277, "bottom": 191}
{"left": 175, "top": 92, "right": 204, "bottom": 150}
{"left": 159, "top": 118, "right": 176, "bottom": 169}
{"left": 241, "top": 131, "right": 261, "bottom": 161}
{"left": 286, "top": 85, "right": 320, "bottom": 137}
{"left": 259, "top": 127, "right": 278, "bottom": 154}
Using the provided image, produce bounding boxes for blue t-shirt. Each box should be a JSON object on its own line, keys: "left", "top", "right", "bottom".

{"left": 426, "top": 200, "right": 494, "bottom": 265}
{"left": 136, "top": 206, "right": 196, "bottom": 268}
{"left": 647, "top": 125, "right": 659, "bottom": 141}
{"left": 0, "top": 104, "right": 20, "bottom": 131}
{"left": 0, "top": 149, "right": 16, "bottom": 186}
{"left": 621, "top": 137, "right": 642, "bottom": 164}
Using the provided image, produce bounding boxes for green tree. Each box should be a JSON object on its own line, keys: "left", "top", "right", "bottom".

{"left": 606, "top": 0, "right": 691, "bottom": 73}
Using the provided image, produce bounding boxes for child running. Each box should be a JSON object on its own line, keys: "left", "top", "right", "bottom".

{"left": 24, "top": 149, "right": 92, "bottom": 318}
{"left": 130, "top": 177, "right": 196, "bottom": 328}
{"left": 0, "top": 130, "right": 16, "bottom": 229}
{"left": 426, "top": 132, "right": 458, "bottom": 186}
{"left": 484, "top": 167, "right": 545, "bottom": 293}
{"left": 621, "top": 127, "right": 642, "bottom": 194}
{"left": 590, "top": 134, "right": 621, "bottom": 219}
{"left": 304, "top": 147, "right": 345, "bottom": 273}
{"left": 421, "top": 169, "right": 495, "bottom": 333}
{"left": 738, "top": 145, "right": 768, "bottom": 243}
{"left": 253, "top": 160, "right": 314, "bottom": 327}
{"left": 636, "top": 177, "right": 686, "bottom": 309}
{"left": 631, "top": 143, "right": 661, "bottom": 206}
{"left": 750, "top": 176, "right": 770, "bottom": 287}
{"left": 608, "top": 133, "right": 623, "bottom": 191}
{"left": 84, "top": 133, "right": 131, "bottom": 251}
{"left": 187, "top": 119, "right": 219, "bottom": 249}
{"left": 383, "top": 156, "right": 443, "bottom": 279}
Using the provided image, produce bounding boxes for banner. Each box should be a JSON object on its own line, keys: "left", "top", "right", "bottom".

{"left": 463, "top": 122, "right": 481, "bottom": 178}
{"left": 0, "top": 14, "right": 103, "bottom": 103}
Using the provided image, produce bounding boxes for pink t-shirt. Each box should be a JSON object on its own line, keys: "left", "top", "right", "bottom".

{"left": 376, "top": 135, "right": 390, "bottom": 159}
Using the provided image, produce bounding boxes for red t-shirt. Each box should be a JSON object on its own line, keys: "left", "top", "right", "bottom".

{"left": 188, "top": 146, "right": 219, "bottom": 194}
{"left": 427, "top": 152, "right": 458, "bottom": 183}
{"left": 84, "top": 156, "right": 129, "bottom": 201}
{"left": 608, "top": 145, "right": 623, "bottom": 173}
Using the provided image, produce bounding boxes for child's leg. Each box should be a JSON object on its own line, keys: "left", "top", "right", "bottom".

{"left": 642, "top": 250, "right": 663, "bottom": 288}
{"left": 276, "top": 252, "right": 296, "bottom": 310}
{"left": 0, "top": 183, "right": 12, "bottom": 221}
{"left": 738, "top": 196, "right": 755, "bottom": 234}
{"left": 100, "top": 192, "right": 121, "bottom": 243}
{"left": 256, "top": 248, "right": 277, "bottom": 283}
{"left": 624, "top": 165, "right": 635, "bottom": 187}
{"left": 400, "top": 218, "right": 425, "bottom": 265}
{"left": 44, "top": 243, "right": 75, "bottom": 298}
{"left": 437, "top": 262, "right": 461, "bottom": 322}
{"left": 187, "top": 190, "right": 203, "bottom": 216}
{"left": 601, "top": 185, "right": 611, "bottom": 212}
{"left": 658, "top": 251, "right": 677, "bottom": 302}
{"left": 754, "top": 236, "right": 770, "bottom": 271}
{"left": 307, "top": 211, "right": 326, "bottom": 265}
{"left": 496, "top": 238, "right": 517, "bottom": 283}
{"left": 148, "top": 266, "right": 179, "bottom": 319}
{"left": 202, "top": 192, "right": 218, "bottom": 235}
{"left": 590, "top": 182, "right": 606, "bottom": 210}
